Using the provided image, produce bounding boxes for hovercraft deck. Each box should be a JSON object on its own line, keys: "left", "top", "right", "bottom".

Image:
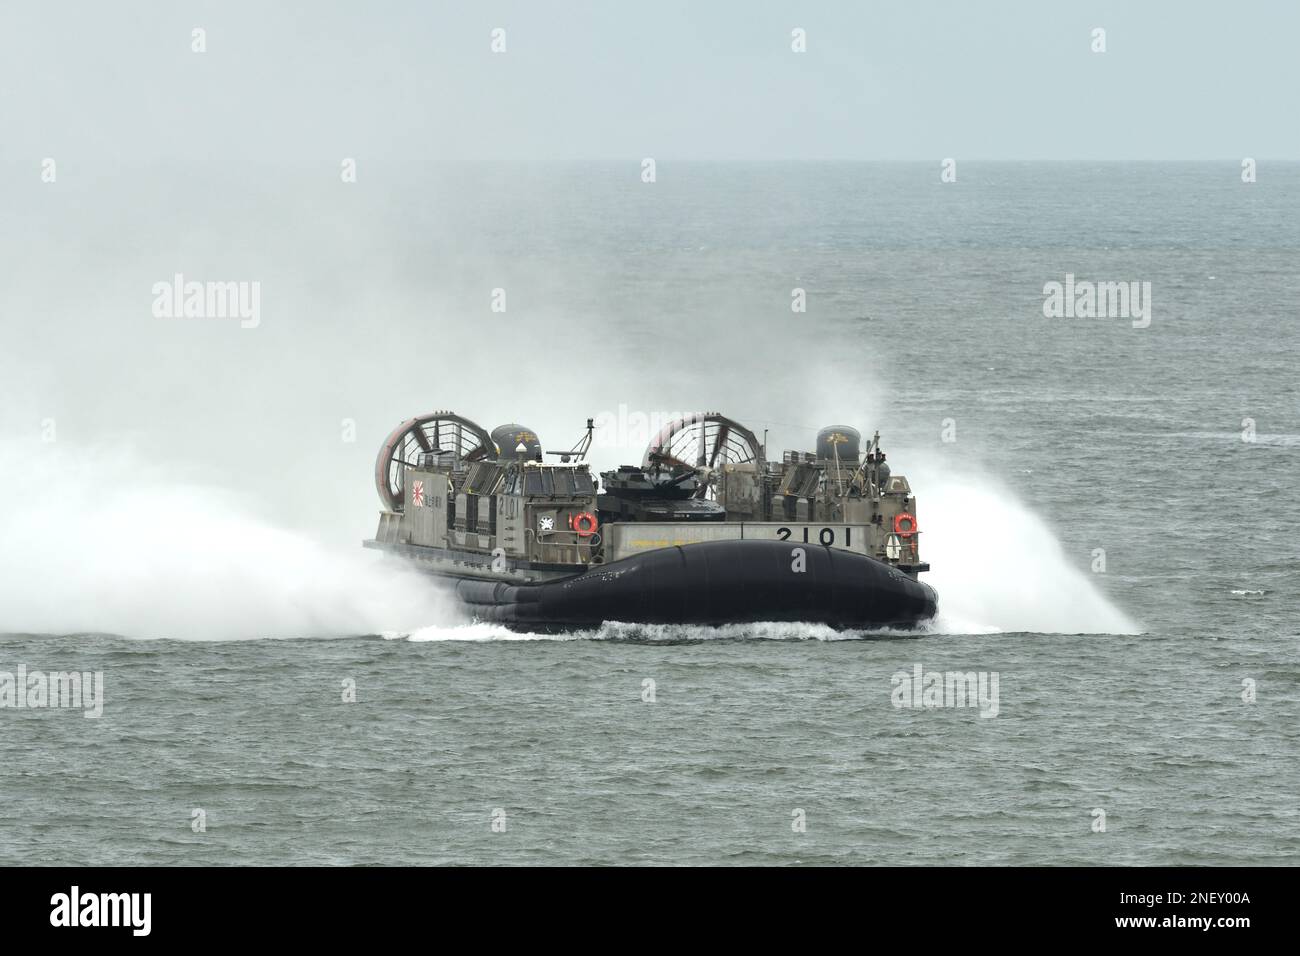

{"left": 364, "top": 411, "right": 937, "bottom": 631}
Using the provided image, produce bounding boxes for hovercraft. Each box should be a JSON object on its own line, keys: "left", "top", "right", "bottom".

{"left": 363, "top": 411, "right": 937, "bottom": 630}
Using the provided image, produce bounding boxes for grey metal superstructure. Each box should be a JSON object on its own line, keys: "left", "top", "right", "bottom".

{"left": 364, "top": 410, "right": 929, "bottom": 587}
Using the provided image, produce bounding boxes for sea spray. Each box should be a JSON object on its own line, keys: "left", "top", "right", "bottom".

{"left": 901, "top": 454, "right": 1139, "bottom": 635}
{"left": 0, "top": 440, "right": 463, "bottom": 640}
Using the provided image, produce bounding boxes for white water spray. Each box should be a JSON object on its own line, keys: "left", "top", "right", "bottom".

{"left": 0, "top": 441, "right": 463, "bottom": 640}
{"left": 903, "top": 455, "right": 1139, "bottom": 635}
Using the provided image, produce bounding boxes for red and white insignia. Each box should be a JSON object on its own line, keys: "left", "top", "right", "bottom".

{"left": 411, "top": 480, "right": 425, "bottom": 507}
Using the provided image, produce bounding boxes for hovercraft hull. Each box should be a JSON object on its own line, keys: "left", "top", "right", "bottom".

{"left": 445, "top": 538, "right": 937, "bottom": 631}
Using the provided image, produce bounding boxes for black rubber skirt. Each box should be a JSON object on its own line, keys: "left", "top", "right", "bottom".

{"left": 449, "top": 538, "right": 937, "bottom": 631}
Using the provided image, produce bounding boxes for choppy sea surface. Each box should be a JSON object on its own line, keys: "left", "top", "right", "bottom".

{"left": 2, "top": 162, "right": 1298, "bottom": 864}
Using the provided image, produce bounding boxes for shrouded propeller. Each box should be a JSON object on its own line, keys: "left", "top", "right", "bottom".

{"left": 642, "top": 413, "right": 763, "bottom": 499}
{"left": 374, "top": 411, "right": 497, "bottom": 511}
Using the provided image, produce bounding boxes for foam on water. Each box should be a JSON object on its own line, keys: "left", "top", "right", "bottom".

{"left": 392, "top": 620, "right": 897, "bottom": 643}
{"left": 397, "top": 623, "right": 578, "bottom": 643}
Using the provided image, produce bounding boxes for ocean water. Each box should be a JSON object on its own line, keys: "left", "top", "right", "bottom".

{"left": 2, "top": 162, "right": 1298, "bottom": 865}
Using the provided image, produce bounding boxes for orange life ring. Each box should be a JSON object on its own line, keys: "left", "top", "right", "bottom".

{"left": 893, "top": 512, "right": 918, "bottom": 538}
{"left": 572, "top": 512, "right": 599, "bottom": 537}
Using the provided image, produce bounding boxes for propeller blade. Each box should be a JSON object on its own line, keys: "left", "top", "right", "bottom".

{"left": 649, "top": 449, "right": 691, "bottom": 469}
{"left": 708, "top": 424, "right": 730, "bottom": 468}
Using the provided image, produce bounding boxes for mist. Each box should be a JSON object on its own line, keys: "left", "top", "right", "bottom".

{"left": 1, "top": 3, "right": 1162, "bottom": 639}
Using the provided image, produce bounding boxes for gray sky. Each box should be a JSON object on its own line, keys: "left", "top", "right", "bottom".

{"left": 2, "top": 0, "right": 1297, "bottom": 161}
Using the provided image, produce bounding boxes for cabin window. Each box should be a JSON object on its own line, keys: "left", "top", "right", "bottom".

{"left": 524, "top": 471, "right": 543, "bottom": 495}
{"left": 574, "top": 471, "right": 594, "bottom": 495}
{"left": 552, "top": 469, "right": 574, "bottom": 496}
